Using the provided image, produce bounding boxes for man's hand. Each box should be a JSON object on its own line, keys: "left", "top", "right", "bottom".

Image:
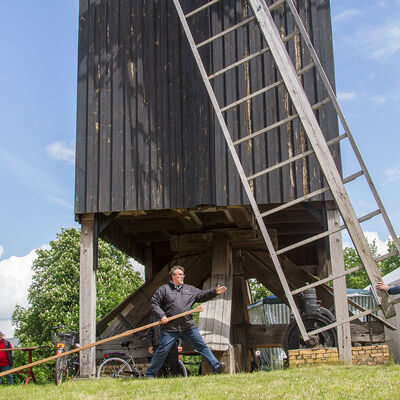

{"left": 376, "top": 282, "right": 389, "bottom": 292}
{"left": 161, "top": 316, "right": 169, "bottom": 324}
{"left": 148, "top": 346, "right": 154, "bottom": 354}
{"left": 216, "top": 285, "right": 227, "bottom": 295}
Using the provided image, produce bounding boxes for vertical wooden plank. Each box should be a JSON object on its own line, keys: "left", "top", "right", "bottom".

{"left": 153, "top": 0, "right": 164, "bottom": 209}
{"left": 310, "top": 0, "right": 340, "bottom": 179}
{"left": 275, "top": 3, "right": 292, "bottom": 203}
{"left": 75, "top": 0, "right": 90, "bottom": 214}
{"left": 79, "top": 214, "right": 97, "bottom": 377}
{"left": 223, "top": 1, "right": 240, "bottom": 205}
{"left": 327, "top": 208, "right": 352, "bottom": 362}
{"left": 86, "top": 0, "right": 100, "bottom": 213}
{"left": 250, "top": 14, "right": 269, "bottom": 204}
{"left": 123, "top": 0, "right": 133, "bottom": 211}
{"left": 231, "top": 249, "right": 251, "bottom": 371}
{"left": 211, "top": 1, "right": 228, "bottom": 206}
{"left": 99, "top": 0, "right": 112, "bottom": 211}
{"left": 236, "top": 0, "right": 252, "bottom": 206}
{"left": 160, "top": 0, "right": 170, "bottom": 209}
{"left": 136, "top": 0, "right": 146, "bottom": 210}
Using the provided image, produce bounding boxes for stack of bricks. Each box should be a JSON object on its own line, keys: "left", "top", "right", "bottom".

{"left": 288, "top": 347, "right": 338, "bottom": 367}
{"left": 352, "top": 344, "right": 390, "bottom": 365}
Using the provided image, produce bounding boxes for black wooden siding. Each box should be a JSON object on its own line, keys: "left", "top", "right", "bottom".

{"left": 75, "top": 0, "right": 339, "bottom": 214}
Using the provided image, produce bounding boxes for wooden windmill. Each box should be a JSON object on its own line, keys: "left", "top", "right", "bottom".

{"left": 75, "top": 0, "right": 400, "bottom": 376}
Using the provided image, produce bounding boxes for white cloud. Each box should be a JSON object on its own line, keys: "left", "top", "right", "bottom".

{"left": 333, "top": 9, "right": 361, "bottom": 23}
{"left": 370, "top": 94, "right": 386, "bottom": 105}
{"left": 337, "top": 91, "right": 356, "bottom": 101}
{"left": 0, "top": 249, "right": 38, "bottom": 337}
{"left": 364, "top": 231, "right": 389, "bottom": 255}
{"left": 0, "top": 245, "right": 3, "bottom": 259}
{"left": 385, "top": 162, "right": 400, "bottom": 182}
{"left": 342, "top": 231, "right": 390, "bottom": 256}
{"left": 0, "top": 148, "right": 65, "bottom": 196}
{"left": 46, "top": 141, "right": 75, "bottom": 164}
{"left": 46, "top": 195, "right": 73, "bottom": 210}
{"left": 362, "top": 20, "right": 400, "bottom": 60}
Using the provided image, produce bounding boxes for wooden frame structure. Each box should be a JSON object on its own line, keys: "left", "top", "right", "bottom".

{"left": 75, "top": 0, "right": 398, "bottom": 376}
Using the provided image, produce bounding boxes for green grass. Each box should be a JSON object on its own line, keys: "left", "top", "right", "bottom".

{"left": 1, "top": 365, "right": 400, "bottom": 400}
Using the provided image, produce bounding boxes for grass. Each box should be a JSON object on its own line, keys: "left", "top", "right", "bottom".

{"left": 1, "top": 364, "right": 400, "bottom": 400}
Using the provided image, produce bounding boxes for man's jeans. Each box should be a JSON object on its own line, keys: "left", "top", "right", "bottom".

{"left": 0, "top": 365, "right": 13, "bottom": 384}
{"left": 146, "top": 327, "right": 219, "bottom": 377}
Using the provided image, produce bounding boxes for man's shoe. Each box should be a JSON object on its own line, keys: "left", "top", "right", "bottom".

{"left": 214, "top": 362, "right": 226, "bottom": 374}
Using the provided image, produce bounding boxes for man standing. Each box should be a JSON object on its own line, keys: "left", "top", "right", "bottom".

{"left": 0, "top": 331, "right": 13, "bottom": 385}
{"left": 146, "top": 265, "right": 227, "bottom": 378}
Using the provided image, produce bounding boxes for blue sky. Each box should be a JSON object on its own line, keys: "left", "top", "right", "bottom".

{"left": 0, "top": 1, "right": 399, "bottom": 336}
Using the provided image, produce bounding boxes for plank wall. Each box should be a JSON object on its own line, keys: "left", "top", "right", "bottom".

{"left": 75, "top": 0, "right": 339, "bottom": 214}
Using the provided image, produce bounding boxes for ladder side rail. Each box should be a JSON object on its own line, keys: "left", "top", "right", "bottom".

{"left": 247, "top": 0, "right": 394, "bottom": 318}
{"left": 285, "top": 0, "right": 400, "bottom": 255}
{"left": 172, "top": 0, "right": 310, "bottom": 341}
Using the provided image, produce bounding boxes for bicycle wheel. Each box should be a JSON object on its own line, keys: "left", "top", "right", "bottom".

{"left": 177, "top": 359, "right": 188, "bottom": 378}
{"left": 55, "top": 357, "right": 66, "bottom": 385}
{"left": 68, "top": 355, "right": 80, "bottom": 379}
{"left": 97, "top": 357, "right": 133, "bottom": 378}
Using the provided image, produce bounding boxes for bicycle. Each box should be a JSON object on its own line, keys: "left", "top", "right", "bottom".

{"left": 51, "top": 325, "right": 81, "bottom": 385}
{"left": 97, "top": 339, "right": 187, "bottom": 378}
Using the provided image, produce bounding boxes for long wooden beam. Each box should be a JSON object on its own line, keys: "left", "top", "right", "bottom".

{"left": 0, "top": 306, "right": 203, "bottom": 378}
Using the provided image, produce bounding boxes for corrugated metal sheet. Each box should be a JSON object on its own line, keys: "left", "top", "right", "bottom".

{"left": 75, "top": 0, "right": 339, "bottom": 214}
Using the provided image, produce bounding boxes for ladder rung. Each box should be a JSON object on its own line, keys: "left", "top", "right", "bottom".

{"left": 185, "top": 0, "right": 221, "bottom": 18}
{"left": 261, "top": 170, "right": 364, "bottom": 218}
{"left": 223, "top": 61, "right": 315, "bottom": 113}
{"left": 209, "top": 30, "right": 299, "bottom": 80}
{"left": 291, "top": 250, "right": 399, "bottom": 296}
{"left": 292, "top": 265, "right": 364, "bottom": 295}
{"left": 269, "top": 0, "right": 286, "bottom": 12}
{"left": 234, "top": 94, "right": 326, "bottom": 146}
{"left": 247, "top": 133, "right": 347, "bottom": 181}
{"left": 276, "top": 209, "right": 381, "bottom": 255}
{"left": 222, "top": 81, "right": 283, "bottom": 112}
{"left": 197, "top": 16, "right": 256, "bottom": 48}
{"left": 307, "top": 306, "right": 380, "bottom": 337}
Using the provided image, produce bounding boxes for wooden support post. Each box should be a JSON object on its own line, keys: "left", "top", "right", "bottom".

{"left": 199, "top": 233, "right": 233, "bottom": 373}
{"left": 231, "top": 249, "right": 252, "bottom": 371}
{"left": 327, "top": 208, "right": 352, "bottom": 363}
{"left": 79, "top": 214, "right": 97, "bottom": 377}
{"left": 144, "top": 245, "right": 154, "bottom": 282}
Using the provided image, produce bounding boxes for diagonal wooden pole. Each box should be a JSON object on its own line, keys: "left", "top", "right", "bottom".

{"left": 0, "top": 305, "right": 203, "bottom": 378}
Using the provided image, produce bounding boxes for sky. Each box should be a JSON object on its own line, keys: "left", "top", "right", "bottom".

{"left": 0, "top": 1, "right": 399, "bottom": 337}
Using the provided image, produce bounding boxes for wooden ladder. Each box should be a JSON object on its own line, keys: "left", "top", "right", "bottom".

{"left": 172, "top": 0, "right": 400, "bottom": 341}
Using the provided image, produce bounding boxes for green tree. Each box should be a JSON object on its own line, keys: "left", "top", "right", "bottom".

{"left": 344, "top": 237, "right": 400, "bottom": 289}
{"left": 12, "top": 227, "right": 143, "bottom": 382}
{"left": 249, "top": 279, "right": 272, "bottom": 302}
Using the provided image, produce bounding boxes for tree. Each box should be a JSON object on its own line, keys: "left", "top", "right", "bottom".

{"left": 12, "top": 227, "right": 143, "bottom": 382}
{"left": 344, "top": 237, "right": 400, "bottom": 289}
{"left": 249, "top": 279, "right": 272, "bottom": 302}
